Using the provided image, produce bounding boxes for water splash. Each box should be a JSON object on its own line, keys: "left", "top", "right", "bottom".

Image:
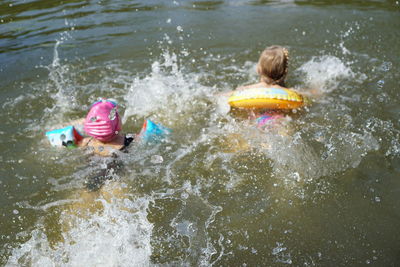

{"left": 123, "top": 49, "right": 211, "bottom": 123}
{"left": 7, "top": 189, "right": 153, "bottom": 267}
{"left": 295, "top": 55, "right": 357, "bottom": 93}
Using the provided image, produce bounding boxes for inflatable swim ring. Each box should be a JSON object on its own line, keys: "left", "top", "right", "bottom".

{"left": 228, "top": 87, "right": 305, "bottom": 110}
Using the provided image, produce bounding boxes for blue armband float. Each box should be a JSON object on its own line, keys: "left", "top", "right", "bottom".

{"left": 45, "top": 126, "right": 83, "bottom": 148}
{"left": 138, "top": 119, "right": 171, "bottom": 144}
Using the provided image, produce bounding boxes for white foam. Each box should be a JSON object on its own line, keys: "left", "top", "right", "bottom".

{"left": 296, "top": 55, "right": 356, "bottom": 93}
{"left": 7, "top": 33, "right": 396, "bottom": 266}
{"left": 7, "top": 193, "right": 153, "bottom": 267}
{"left": 123, "top": 50, "right": 210, "bottom": 122}
{"left": 216, "top": 114, "right": 381, "bottom": 197}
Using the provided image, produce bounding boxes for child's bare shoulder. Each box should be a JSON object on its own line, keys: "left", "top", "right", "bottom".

{"left": 79, "top": 135, "right": 126, "bottom": 157}
{"left": 236, "top": 83, "right": 292, "bottom": 91}
{"left": 236, "top": 82, "right": 266, "bottom": 91}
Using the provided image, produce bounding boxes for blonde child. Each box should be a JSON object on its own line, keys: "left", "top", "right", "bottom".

{"left": 220, "top": 45, "right": 307, "bottom": 152}
{"left": 233, "top": 45, "right": 319, "bottom": 125}
{"left": 229, "top": 45, "right": 295, "bottom": 130}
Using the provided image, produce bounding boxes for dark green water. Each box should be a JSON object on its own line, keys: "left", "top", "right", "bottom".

{"left": 1, "top": 0, "right": 400, "bottom": 266}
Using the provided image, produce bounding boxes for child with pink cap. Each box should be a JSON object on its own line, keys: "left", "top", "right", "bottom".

{"left": 46, "top": 99, "right": 171, "bottom": 157}
{"left": 78, "top": 99, "right": 130, "bottom": 156}
{"left": 46, "top": 98, "right": 171, "bottom": 190}
{"left": 84, "top": 99, "right": 122, "bottom": 142}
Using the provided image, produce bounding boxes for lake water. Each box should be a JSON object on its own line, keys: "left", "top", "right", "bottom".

{"left": 1, "top": 0, "right": 399, "bottom": 266}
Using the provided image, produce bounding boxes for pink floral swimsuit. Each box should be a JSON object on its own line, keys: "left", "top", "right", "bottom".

{"left": 255, "top": 112, "right": 284, "bottom": 128}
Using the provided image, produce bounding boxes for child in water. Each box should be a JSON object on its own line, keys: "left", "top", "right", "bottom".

{"left": 46, "top": 99, "right": 170, "bottom": 190}
{"left": 227, "top": 45, "right": 316, "bottom": 131}
{"left": 235, "top": 45, "right": 292, "bottom": 128}
{"left": 46, "top": 99, "right": 134, "bottom": 156}
{"left": 220, "top": 45, "right": 310, "bottom": 151}
{"left": 80, "top": 99, "right": 134, "bottom": 156}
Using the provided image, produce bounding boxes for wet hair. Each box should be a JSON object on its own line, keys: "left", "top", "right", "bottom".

{"left": 256, "top": 45, "right": 289, "bottom": 86}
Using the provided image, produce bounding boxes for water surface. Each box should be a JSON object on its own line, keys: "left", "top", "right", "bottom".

{"left": 1, "top": 0, "right": 400, "bottom": 266}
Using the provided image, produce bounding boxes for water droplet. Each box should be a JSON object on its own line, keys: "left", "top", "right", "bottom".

{"left": 90, "top": 116, "right": 97, "bottom": 122}
{"left": 13, "top": 210, "right": 19, "bottom": 215}
{"left": 374, "top": 196, "right": 381, "bottom": 203}
{"left": 151, "top": 155, "right": 163, "bottom": 164}
{"left": 292, "top": 172, "right": 301, "bottom": 182}
{"left": 377, "top": 79, "right": 385, "bottom": 89}
{"left": 109, "top": 108, "right": 117, "bottom": 120}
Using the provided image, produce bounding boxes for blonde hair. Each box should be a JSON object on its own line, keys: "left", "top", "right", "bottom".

{"left": 256, "top": 45, "right": 289, "bottom": 86}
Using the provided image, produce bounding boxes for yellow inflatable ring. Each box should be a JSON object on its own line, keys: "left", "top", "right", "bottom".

{"left": 228, "top": 87, "right": 305, "bottom": 110}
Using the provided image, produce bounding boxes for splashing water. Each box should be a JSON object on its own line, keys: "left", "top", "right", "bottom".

{"left": 6, "top": 189, "right": 153, "bottom": 267}
{"left": 123, "top": 49, "right": 211, "bottom": 124}
{"left": 2, "top": 3, "right": 399, "bottom": 265}
{"left": 295, "top": 55, "right": 359, "bottom": 93}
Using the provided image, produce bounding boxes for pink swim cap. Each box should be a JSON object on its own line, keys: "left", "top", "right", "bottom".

{"left": 84, "top": 100, "right": 121, "bottom": 142}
